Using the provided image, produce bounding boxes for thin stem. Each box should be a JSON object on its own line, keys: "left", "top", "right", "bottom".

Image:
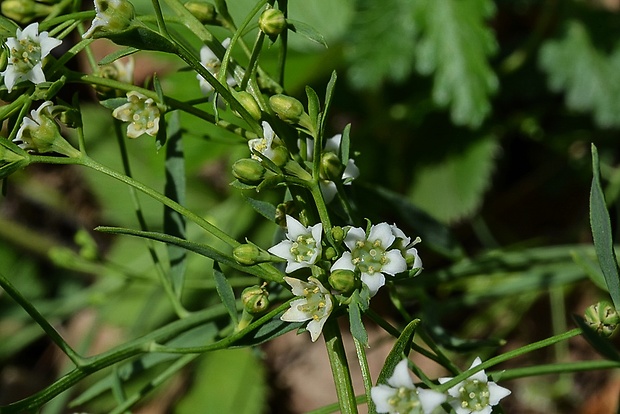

{"left": 276, "top": 0, "right": 288, "bottom": 85}
{"left": 354, "top": 337, "right": 374, "bottom": 414}
{"left": 150, "top": 0, "right": 172, "bottom": 39}
{"left": 323, "top": 319, "right": 358, "bottom": 414}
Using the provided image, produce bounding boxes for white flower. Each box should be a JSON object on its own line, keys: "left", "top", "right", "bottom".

{"left": 197, "top": 38, "right": 237, "bottom": 95}
{"left": 248, "top": 121, "right": 282, "bottom": 161}
{"left": 281, "top": 276, "right": 333, "bottom": 342}
{"left": 82, "top": 0, "right": 135, "bottom": 39}
{"left": 112, "top": 91, "right": 160, "bottom": 138}
{"left": 390, "top": 224, "right": 423, "bottom": 275}
{"left": 439, "top": 357, "right": 511, "bottom": 414}
{"left": 371, "top": 359, "right": 446, "bottom": 414}
{"left": 268, "top": 215, "right": 322, "bottom": 273}
{"left": 331, "top": 223, "right": 407, "bottom": 296}
{"left": 1, "top": 23, "right": 62, "bottom": 92}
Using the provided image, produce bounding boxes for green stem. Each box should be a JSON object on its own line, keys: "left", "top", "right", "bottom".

{"left": 353, "top": 337, "right": 374, "bottom": 414}
{"left": 437, "top": 328, "right": 582, "bottom": 392}
{"left": 323, "top": 319, "right": 358, "bottom": 414}
{"left": 276, "top": 0, "right": 288, "bottom": 85}
{"left": 491, "top": 359, "right": 620, "bottom": 381}
{"left": 150, "top": 0, "right": 172, "bottom": 39}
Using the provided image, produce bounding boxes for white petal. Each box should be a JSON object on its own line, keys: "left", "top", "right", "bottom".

{"left": 39, "top": 33, "right": 62, "bottom": 57}
{"left": 319, "top": 181, "right": 337, "bottom": 203}
{"left": 487, "top": 381, "right": 511, "bottom": 405}
{"left": 261, "top": 121, "right": 274, "bottom": 144}
{"left": 453, "top": 405, "right": 474, "bottom": 414}
{"left": 407, "top": 247, "right": 423, "bottom": 270}
{"left": 381, "top": 249, "right": 407, "bottom": 276}
{"left": 361, "top": 272, "right": 385, "bottom": 296}
{"left": 285, "top": 260, "right": 310, "bottom": 273}
{"left": 324, "top": 134, "right": 341, "bottom": 153}
{"left": 390, "top": 224, "right": 409, "bottom": 243}
{"left": 369, "top": 223, "right": 396, "bottom": 248}
{"left": 370, "top": 385, "right": 397, "bottom": 413}
{"left": 2, "top": 66, "right": 19, "bottom": 92}
{"left": 331, "top": 252, "right": 355, "bottom": 272}
{"left": 126, "top": 123, "right": 143, "bottom": 138}
{"left": 306, "top": 313, "right": 328, "bottom": 342}
{"left": 21, "top": 23, "right": 39, "bottom": 40}
{"left": 280, "top": 298, "right": 311, "bottom": 322}
{"left": 285, "top": 215, "right": 308, "bottom": 240}
{"left": 343, "top": 226, "right": 366, "bottom": 251}
{"left": 268, "top": 240, "right": 294, "bottom": 261}
{"left": 417, "top": 388, "right": 447, "bottom": 414}
{"left": 386, "top": 359, "right": 415, "bottom": 389}
{"left": 221, "top": 37, "right": 232, "bottom": 49}
{"left": 27, "top": 63, "right": 46, "bottom": 85}
{"left": 200, "top": 45, "right": 218, "bottom": 64}
{"left": 343, "top": 159, "right": 359, "bottom": 182}
{"left": 283, "top": 276, "right": 307, "bottom": 296}
{"left": 310, "top": 222, "right": 323, "bottom": 246}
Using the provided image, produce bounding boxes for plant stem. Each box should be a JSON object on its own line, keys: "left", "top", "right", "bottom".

{"left": 354, "top": 337, "right": 374, "bottom": 414}
{"left": 323, "top": 319, "right": 358, "bottom": 414}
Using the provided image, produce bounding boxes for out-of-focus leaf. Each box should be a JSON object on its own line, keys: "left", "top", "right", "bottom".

{"left": 412, "top": 0, "right": 498, "bottom": 127}
{"left": 175, "top": 349, "right": 267, "bottom": 414}
{"left": 408, "top": 134, "right": 499, "bottom": 224}
{"left": 539, "top": 21, "right": 620, "bottom": 128}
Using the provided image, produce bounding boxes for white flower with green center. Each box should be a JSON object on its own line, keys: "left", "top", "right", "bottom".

{"left": 197, "top": 38, "right": 236, "bottom": 96}
{"left": 248, "top": 121, "right": 282, "bottom": 162}
{"left": 268, "top": 215, "right": 322, "bottom": 273}
{"left": 2, "top": 22, "right": 62, "bottom": 92}
{"left": 331, "top": 223, "right": 407, "bottom": 296}
{"left": 112, "top": 91, "right": 160, "bottom": 138}
{"left": 281, "top": 276, "right": 333, "bottom": 342}
{"left": 371, "top": 359, "right": 446, "bottom": 414}
{"left": 439, "top": 357, "right": 511, "bottom": 414}
{"left": 390, "top": 224, "right": 423, "bottom": 275}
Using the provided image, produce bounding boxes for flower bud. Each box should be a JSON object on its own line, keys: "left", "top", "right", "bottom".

{"left": 258, "top": 8, "right": 286, "bottom": 37}
{"left": 184, "top": 1, "right": 218, "bottom": 24}
{"left": 324, "top": 247, "right": 337, "bottom": 261}
{"left": 328, "top": 269, "right": 356, "bottom": 294}
{"left": 83, "top": 0, "right": 136, "bottom": 39}
{"left": 320, "top": 152, "right": 344, "bottom": 181}
{"left": 232, "top": 158, "right": 265, "bottom": 184}
{"left": 233, "top": 243, "right": 272, "bottom": 265}
{"left": 1, "top": 0, "right": 53, "bottom": 24}
{"left": 269, "top": 145, "right": 290, "bottom": 168}
{"left": 331, "top": 226, "right": 345, "bottom": 243}
{"left": 241, "top": 285, "right": 270, "bottom": 314}
{"left": 234, "top": 91, "right": 262, "bottom": 121}
{"left": 269, "top": 94, "right": 305, "bottom": 124}
{"left": 585, "top": 301, "right": 620, "bottom": 337}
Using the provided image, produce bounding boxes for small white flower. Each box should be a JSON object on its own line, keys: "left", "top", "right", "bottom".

{"left": 248, "top": 121, "right": 282, "bottom": 162}
{"left": 82, "top": 0, "right": 135, "bottom": 39}
{"left": 439, "top": 357, "right": 511, "bottom": 414}
{"left": 112, "top": 91, "right": 160, "bottom": 138}
{"left": 197, "top": 38, "right": 237, "bottom": 95}
{"left": 390, "top": 224, "right": 423, "bottom": 275}
{"left": 268, "top": 215, "right": 322, "bottom": 273}
{"left": 371, "top": 359, "right": 446, "bottom": 414}
{"left": 281, "top": 276, "right": 333, "bottom": 342}
{"left": 1, "top": 23, "right": 62, "bottom": 92}
{"left": 14, "top": 101, "right": 55, "bottom": 151}
{"left": 331, "top": 222, "right": 407, "bottom": 296}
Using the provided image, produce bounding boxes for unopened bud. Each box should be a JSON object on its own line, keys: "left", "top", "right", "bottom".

{"left": 234, "top": 91, "right": 262, "bottom": 121}
{"left": 585, "top": 301, "right": 620, "bottom": 337}
{"left": 258, "top": 8, "right": 286, "bottom": 37}
{"left": 233, "top": 243, "right": 272, "bottom": 265}
{"left": 269, "top": 94, "right": 305, "bottom": 124}
{"left": 83, "top": 0, "right": 136, "bottom": 39}
{"left": 1, "top": 0, "right": 53, "bottom": 24}
{"left": 324, "top": 247, "right": 337, "bottom": 261}
{"left": 184, "top": 1, "right": 217, "bottom": 24}
{"left": 320, "top": 152, "right": 344, "bottom": 181}
{"left": 242, "top": 285, "right": 270, "bottom": 314}
{"left": 331, "top": 226, "right": 345, "bottom": 243}
{"left": 269, "top": 145, "right": 290, "bottom": 168}
{"left": 328, "top": 269, "right": 356, "bottom": 294}
{"left": 232, "top": 158, "right": 265, "bottom": 183}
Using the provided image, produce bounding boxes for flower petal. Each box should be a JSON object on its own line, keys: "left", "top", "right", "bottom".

{"left": 381, "top": 249, "right": 407, "bottom": 276}
{"left": 386, "top": 359, "right": 415, "bottom": 389}
{"left": 361, "top": 272, "right": 385, "bottom": 296}
{"left": 417, "top": 389, "right": 447, "bottom": 414}
{"left": 268, "top": 240, "right": 293, "bottom": 261}
{"left": 331, "top": 252, "right": 355, "bottom": 272}
{"left": 280, "top": 297, "right": 311, "bottom": 322}
{"left": 370, "top": 384, "right": 397, "bottom": 413}
{"left": 369, "top": 223, "right": 396, "bottom": 248}
{"left": 285, "top": 215, "right": 308, "bottom": 240}
{"left": 343, "top": 226, "right": 366, "bottom": 251}
{"left": 283, "top": 276, "right": 307, "bottom": 296}
{"left": 487, "top": 381, "right": 511, "bottom": 405}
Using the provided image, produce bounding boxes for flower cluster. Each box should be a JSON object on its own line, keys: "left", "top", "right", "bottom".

{"left": 1, "top": 22, "right": 62, "bottom": 92}
{"left": 112, "top": 91, "right": 160, "bottom": 138}
{"left": 371, "top": 358, "right": 511, "bottom": 414}
{"left": 267, "top": 214, "right": 422, "bottom": 341}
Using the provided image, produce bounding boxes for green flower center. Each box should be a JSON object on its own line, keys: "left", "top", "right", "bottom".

{"left": 351, "top": 239, "right": 388, "bottom": 275}
{"left": 297, "top": 286, "right": 328, "bottom": 320}
{"left": 458, "top": 379, "right": 490, "bottom": 412}
{"left": 387, "top": 387, "right": 424, "bottom": 414}
{"left": 290, "top": 235, "right": 317, "bottom": 263}
{"left": 10, "top": 39, "right": 41, "bottom": 71}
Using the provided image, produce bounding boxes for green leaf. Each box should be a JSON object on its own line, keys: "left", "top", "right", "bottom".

{"left": 306, "top": 85, "right": 321, "bottom": 132}
{"left": 589, "top": 144, "right": 620, "bottom": 310}
{"left": 286, "top": 19, "right": 328, "bottom": 47}
{"left": 348, "top": 291, "right": 368, "bottom": 347}
{"left": 231, "top": 313, "right": 302, "bottom": 346}
{"left": 164, "top": 111, "right": 187, "bottom": 297}
{"left": 242, "top": 195, "right": 276, "bottom": 222}
{"left": 412, "top": 0, "right": 498, "bottom": 127}
{"left": 408, "top": 134, "right": 498, "bottom": 224}
{"left": 376, "top": 319, "right": 420, "bottom": 384}
{"left": 99, "top": 97, "right": 127, "bottom": 110}
{"left": 154, "top": 74, "right": 167, "bottom": 150}
{"left": 98, "top": 47, "right": 139, "bottom": 66}
{"left": 574, "top": 315, "right": 620, "bottom": 362}
{"left": 340, "top": 123, "right": 351, "bottom": 164}
{"left": 213, "top": 262, "right": 239, "bottom": 325}
{"left": 539, "top": 21, "right": 620, "bottom": 128}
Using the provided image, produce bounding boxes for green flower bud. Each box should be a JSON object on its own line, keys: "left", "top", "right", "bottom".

{"left": 83, "top": 0, "right": 136, "bottom": 39}
{"left": 241, "top": 285, "right": 270, "bottom": 314}
{"left": 320, "top": 152, "right": 344, "bottom": 181}
{"left": 233, "top": 243, "right": 272, "bottom": 265}
{"left": 184, "top": 1, "right": 218, "bottom": 24}
{"left": 258, "top": 8, "right": 286, "bottom": 37}
{"left": 328, "top": 269, "right": 356, "bottom": 294}
{"left": 269, "top": 94, "right": 305, "bottom": 124}
{"left": 234, "top": 91, "right": 262, "bottom": 121}
{"left": 232, "top": 158, "right": 266, "bottom": 184}
{"left": 324, "top": 247, "right": 337, "bottom": 261}
{"left": 331, "top": 226, "right": 345, "bottom": 243}
{"left": 1, "top": 0, "right": 53, "bottom": 24}
{"left": 585, "top": 301, "right": 620, "bottom": 337}
{"left": 269, "top": 144, "right": 290, "bottom": 168}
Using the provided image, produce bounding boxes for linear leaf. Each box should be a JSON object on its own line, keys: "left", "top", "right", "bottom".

{"left": 213, "top": 262, "right": 238, "bottom": 325}
{"left": 98, "top": 47, "right": 139, "bottom": 66}
{"left": 377, "top": 319, "right": 420, "bottom": 384}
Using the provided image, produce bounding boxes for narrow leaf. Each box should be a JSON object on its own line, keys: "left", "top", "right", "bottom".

{"left": 348, "top": 292, "right": 368, "bottom": 347}
{"left": 164, "top": 111, "right": 187, "bottom": 297}
{"left": 340, "top": 123, "right": 351, "bottom": 163}
{"left": 98, "top": 47, "right": 139, "bottom": 66}
{"left": 243, "top": 195, "right": 276, "bottom": 222}
{"left": 154, "top": 74, "right": 167, "bottom": 150}
{"left": 306, "top": 86, "right": 321, "bottom": 133}
{"left": 213, "top": 262, "right": 238, "bottom": 325}
{"left": 590, "top": 144, "right": 620, "bottom": 310}
{"left": 377, "top": 319, "right": 420, "bottom": 384}
{"left": 287, "top": 19, "right": 328, "bottom": 47}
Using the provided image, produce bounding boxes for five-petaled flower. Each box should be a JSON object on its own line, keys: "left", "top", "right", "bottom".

{"left": 197, "top": 38, "right": 236, "bottom": 96}
{"left": 281, "top": 276, "right": 333, "bottom": 342}
{"left": 331, "top": 222, "right": 407, "bottom": 296}
{"left": 439, "top": 357, "right": 511, "bottom": 414}
{"left": 371, "top": 359, "right": 446, "bottom": 414}
{"left": 248, "top": 121, "right": 284, "bottom": 162}
{"left": 1, "top": 22, "right": 62, "bottom": 92}
{"left": 112, "top": 91, "right": 160, "bottom": 138}
{"left": 268, "top": 215, "right": 322, "bottom": 273}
